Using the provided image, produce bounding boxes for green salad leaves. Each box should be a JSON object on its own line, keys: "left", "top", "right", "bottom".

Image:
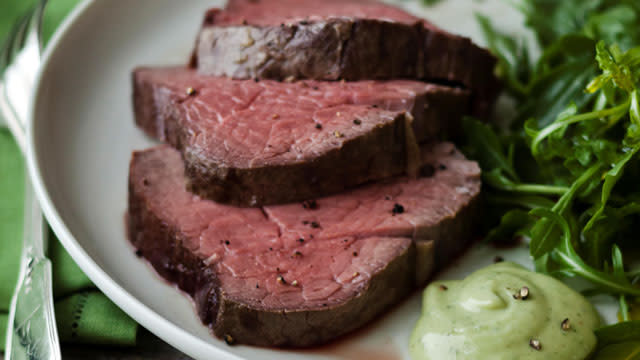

{"left": 467, "top": 0, "right": 640, "bottom": 355}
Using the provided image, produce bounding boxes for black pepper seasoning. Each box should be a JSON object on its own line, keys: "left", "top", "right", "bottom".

{"left": 513, "top": 286, "right": 530, "bottom": 300}
{"left": 310, "top": 221, "right": 320, "bottom": 228}
{"left": 302, "top": 200, "right": 318, "bottom": 209}
{"left": 186, "top": 87, "right": 197, "bottom": 96}
{"left": 353, "top": 251, "right": 358, "bottom": 257}
{"left": 439, "top": 284, "right": 448, "bottom": 291}
{"left": 315, "top": 123, "right": 323, "bottom": 130}
{"left": 561, "top": 318, "right": 571, "bottom": 331}
{"left": 353, "top": 119, "right": 362, "bottom": 125}
{"left": 297, "top": 238, "right": 305, "bottom": 243}
{"left": 494, "top": 256, "right": 504, "bottom": 263}
{"left": 529, "top": 339, "right": 541, "bottom": 351}
{"left": 419, "top": 164, "right": 435, "bottom": 178}
{"left": 224, "top": 334, "right": 236, "bottom": 345}
{"left": 392, "top": 203, "right": 405, "bottom": 215}
{"left": 225, "top": 240, "right": 230, "bottom": 245}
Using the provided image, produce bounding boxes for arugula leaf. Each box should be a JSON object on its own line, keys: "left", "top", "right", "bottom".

{"left": 517, "top": 0, "right": 601, "bottom": 47}
{"left": 596, "top": 321, "right": 640, "bottom": 347}
{"left": 518, "top": 60, "right": 597, "bottom": 128}
{"left": 484, "top": 209, "right": 532, "bottom": 244}
{"left": 532, "top": 208, "right": 640, "bottom": 295}
{"left": 530, "top": 101, "right": 630, "bottom": 157}
{"left": 591, "top": 42, "right": 636, "bottom": 92}
{"left": 585, "top": 143, "right": 640, "bottom": 231}
{"left": 529, "top": 163, "right": 602, "bottom": 258}
{"left": 461, "top": 117, "right": 519, "bottom": 180}
{"left": 593, "top": 341, "right": 640, "bottom": 360}
{"left": 583, "top": 203, "right": 640, "bottom": 267}
{"left": 586, "top": 5, "right": 640, "bottom": 50}
{"left": 476, "top": 14, "right": 530, "bottom": 96}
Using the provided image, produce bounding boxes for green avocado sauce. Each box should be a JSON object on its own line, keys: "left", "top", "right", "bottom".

{"left": 409, "top": 262, "right": 600, "bottom": 360}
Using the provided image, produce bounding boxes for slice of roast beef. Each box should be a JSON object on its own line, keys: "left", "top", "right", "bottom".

{"left": 133, "top": 66, "right": 469, "bottom": 206}
{"left": 127, "top": 142, "right": 481, "bottom": 347}
{"left": 192, "top": 0, "right": 500, "bottom": 116}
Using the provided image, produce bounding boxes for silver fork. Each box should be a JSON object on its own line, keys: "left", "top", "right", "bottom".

{"left": 0, "top": 1, "right": 62, "bottom": 359}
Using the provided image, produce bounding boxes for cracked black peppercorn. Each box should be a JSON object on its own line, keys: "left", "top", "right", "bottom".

{"left": 392, "top": 203, "right": 405, "bottom": 215}
{"left": 302, "top": 199, "right": 318, "bottom": 209}
{"left": 224, "top": 334, "right": 235, "bottom": 345}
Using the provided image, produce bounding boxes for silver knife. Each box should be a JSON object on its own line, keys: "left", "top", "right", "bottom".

{"left": 0, "top": 1, "right": 62, "bottom": 359}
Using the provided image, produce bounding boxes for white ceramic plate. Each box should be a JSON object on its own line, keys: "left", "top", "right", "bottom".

{"left": 26, "top": 1, "right": 616, "bottom": 359}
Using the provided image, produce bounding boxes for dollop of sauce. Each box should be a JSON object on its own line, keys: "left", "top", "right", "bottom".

{"left": 409, "top": 262, "right": 600, "bottom": 360}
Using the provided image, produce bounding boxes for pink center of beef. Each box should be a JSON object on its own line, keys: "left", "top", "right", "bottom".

{"left": 132, "top": 143, "right": 479, "bottom": 309}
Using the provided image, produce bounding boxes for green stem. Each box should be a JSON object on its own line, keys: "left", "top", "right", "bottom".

{"left": 508, "top": 183, "right": 569, "bottom": 195}
{"left": 531, "top": 101, "right": 630, "bottom": 156}
{"left": 555, "top": 248, "right": 640, "bottom": 296}
{"left": 488, "top": 195, "right": 556, "bottom": 209}
{"left": 620, "top": 295, "right": 630, "bottom": 322}
{"left": 553, "top": 163, "right": 602, "bottom": 212}
{"left": 626, "top": 268, "right": 640, "bottom": 279}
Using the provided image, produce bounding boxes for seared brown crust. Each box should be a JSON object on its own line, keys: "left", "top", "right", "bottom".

{"left": 195, "top": 17, "right": 500, "bottom": 117}
{"left": 132, "top": 68, "right": 470, "bottom": 207}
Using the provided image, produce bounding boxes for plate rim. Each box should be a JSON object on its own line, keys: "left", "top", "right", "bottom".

{"left": 26, "top": 1, "right": 243, "bottom": 359}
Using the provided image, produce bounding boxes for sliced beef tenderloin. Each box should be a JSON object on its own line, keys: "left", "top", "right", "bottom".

{"left": 127, "top": 142, "right": 481, "bottom": 347}
{"left": 192, "top": 0, "right": 500, "bottom": 116}
{"left": 133, "top": 66, "right": 469, "bottom": 206}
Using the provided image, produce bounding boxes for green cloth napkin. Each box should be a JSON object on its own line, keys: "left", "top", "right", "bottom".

{"left": 0, "top": 0, "right": 139, "bottom": 349}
